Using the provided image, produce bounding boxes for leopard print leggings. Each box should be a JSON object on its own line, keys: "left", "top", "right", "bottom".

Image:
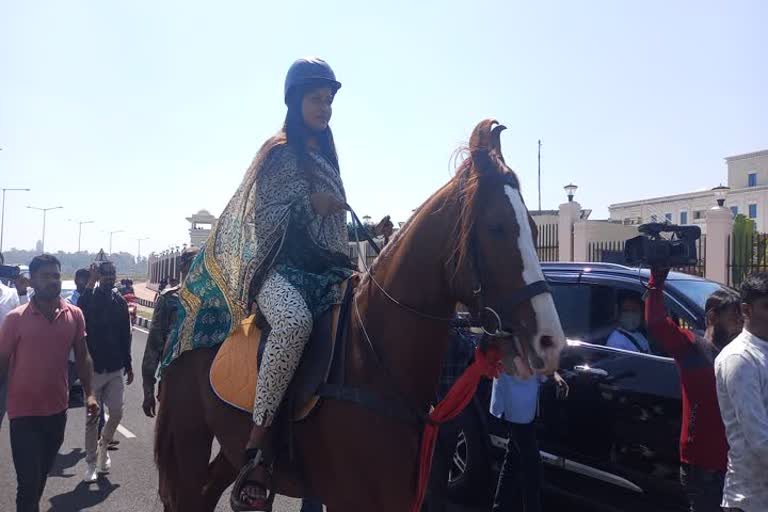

{"left": 252, "top": 270, "right": 313, "bottom": 426}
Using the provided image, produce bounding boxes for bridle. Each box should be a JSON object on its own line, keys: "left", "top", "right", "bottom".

{"left": 347, "top": 173, "right": 551, "bottom": 338}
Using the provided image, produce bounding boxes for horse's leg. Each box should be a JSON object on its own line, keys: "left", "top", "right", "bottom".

{"left": 155, "top": 351, "right": 217, "bottom": 512}
{"left": 202, "top": 452, "right": 237, "bottom": 511}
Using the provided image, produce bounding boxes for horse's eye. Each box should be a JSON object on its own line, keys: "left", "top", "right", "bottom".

{"left": 489, "top": 223, "right": 505, "bottom": 238}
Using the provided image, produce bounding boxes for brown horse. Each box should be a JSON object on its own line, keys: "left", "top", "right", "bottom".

{"left": 154, "top": 119, "right": 566, "bottom": 512}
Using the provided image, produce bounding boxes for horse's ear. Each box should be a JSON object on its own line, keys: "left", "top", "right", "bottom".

{"left": 469, "top": 119, "right": 507, "bottom": 174}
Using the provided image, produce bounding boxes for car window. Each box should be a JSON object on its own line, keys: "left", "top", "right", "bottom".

{"left": 551, "top": 281, "right": 693, "bottom": 358}
{"left": 550, "top": 284, "right": 592, "bottom": 340}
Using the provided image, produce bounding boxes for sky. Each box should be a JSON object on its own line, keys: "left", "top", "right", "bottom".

{"left": 1, "top": 0, "right": 766, "bottom": 257}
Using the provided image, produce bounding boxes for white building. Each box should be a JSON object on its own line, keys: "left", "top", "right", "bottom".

{"left": 609, "top": 150, "right": 768, "bottom": 233}
{"left": 186, "top": 209, "right": 217, "bottom": 247}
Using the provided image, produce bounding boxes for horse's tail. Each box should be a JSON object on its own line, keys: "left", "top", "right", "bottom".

{"left": 154, "top": 384, "right": 177, "bottom": 509}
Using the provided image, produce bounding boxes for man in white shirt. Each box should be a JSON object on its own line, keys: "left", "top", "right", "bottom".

{"left": 715, "top": 272, "right": 768, "bottom": 512}
{"left": 606, "top": 293, "right": 651, "bottom": 353}
{"left": 0, "top": 253, "right": 30, "bottom": 429}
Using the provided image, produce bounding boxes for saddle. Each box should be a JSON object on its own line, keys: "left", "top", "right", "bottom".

{"left": 209, "top": 276, "right": 357, "bottom": 421}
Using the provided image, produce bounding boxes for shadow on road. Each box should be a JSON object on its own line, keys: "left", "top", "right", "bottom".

{"left": 49, "top": 448, "right": 87, "bottom": 477}
{"left": 46, "top": 477, "right": 120, "bottom": 512}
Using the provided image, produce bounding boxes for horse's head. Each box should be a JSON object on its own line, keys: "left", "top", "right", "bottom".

{"left": 449, "top": 119, "right": 565, "bottom": 376}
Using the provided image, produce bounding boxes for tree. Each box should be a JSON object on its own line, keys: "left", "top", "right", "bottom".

{"left": 731, "top": 214, "right": 756, "bottom": 287}
{"left": 1, "top": 248, "right": 148, "bottom": 279}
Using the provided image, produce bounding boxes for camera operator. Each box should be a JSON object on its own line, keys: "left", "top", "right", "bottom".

{"left": 646, "top": 265, "right": 741, "bottom": 512}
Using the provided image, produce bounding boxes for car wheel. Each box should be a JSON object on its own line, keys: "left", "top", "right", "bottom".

{"left": 446, "top": 409, "right": 493, "bottom": 505}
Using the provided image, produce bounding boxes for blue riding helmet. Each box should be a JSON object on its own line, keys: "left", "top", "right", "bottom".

{"left": 284, "top": 57, "right": 341, "bottom": 104}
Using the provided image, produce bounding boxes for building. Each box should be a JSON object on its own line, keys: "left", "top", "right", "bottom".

{"left": 609, "top": 150, "right": 768, "bottom": 233}
{"left": 186, "top": 209, "right": 217, "bottom": 247}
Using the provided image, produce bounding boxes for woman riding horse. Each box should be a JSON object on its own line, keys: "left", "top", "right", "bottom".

{"left": 163, "top": 57, "right": 353, "bottom": 510}
{"left": 232, "top": 57, "right": 354, "bottom": 510}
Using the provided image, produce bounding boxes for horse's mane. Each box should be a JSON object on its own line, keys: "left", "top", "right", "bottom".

{"left": 372, "top": 119, "right": 519, "bottom": 283}
{"left": 447, "top": 119, "right": 520, "bottom": 279}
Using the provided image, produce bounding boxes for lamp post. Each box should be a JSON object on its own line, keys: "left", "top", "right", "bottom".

{"left": 712, "top": 185, "right": 730, "bottom": 208}
{"left": 27, "top": 205, "right": 63, "bottom": 253}
{"left": 134, "top": 237, "right": 149, "bottom": 259}
{"left": 107, "top": 230, "right": 124, "bottom": 255}
{"left": 1, "top": 188, "right": 31, "bottom": 252}
{"left": 564, "top": 183, "right": 578, "bottom": 203}
{"left": 69, "top": 219, "right": 94, "bottom": 252}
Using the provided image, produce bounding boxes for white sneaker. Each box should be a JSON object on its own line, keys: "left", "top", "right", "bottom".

{"left": 83, "top": 463, "right": 98, "bottom": 483}
{"left": 96, "top": 442, "right": 112, "bottom": 473}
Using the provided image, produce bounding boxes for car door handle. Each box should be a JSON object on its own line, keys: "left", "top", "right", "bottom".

{"left": 573, "top": 365, "right": 609, "bottom": 378}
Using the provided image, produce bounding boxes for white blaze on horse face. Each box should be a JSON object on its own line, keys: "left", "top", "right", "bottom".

{"left": 504, "top": 185, "right": 566, "bottom": 373}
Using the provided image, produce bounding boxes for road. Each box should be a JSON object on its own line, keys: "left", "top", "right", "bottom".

{"left": 0, "top": 328, "right": 591, "bottom": 512}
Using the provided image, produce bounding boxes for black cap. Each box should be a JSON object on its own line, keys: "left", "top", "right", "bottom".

{"left": 284, "top": 57, "right": 341, "bottom": 104}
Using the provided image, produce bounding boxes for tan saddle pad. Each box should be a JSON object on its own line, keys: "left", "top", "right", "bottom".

{"left": 209, "top": 279, "right": 351, "bottom": 421}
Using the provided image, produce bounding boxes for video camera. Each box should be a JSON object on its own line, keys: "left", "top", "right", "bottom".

{"left": 624, "top": 223, "right": 701, "bottom": 267}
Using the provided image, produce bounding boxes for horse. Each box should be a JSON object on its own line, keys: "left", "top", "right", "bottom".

{"left": 154, "top": 118, "right": 566, "bottom": 512}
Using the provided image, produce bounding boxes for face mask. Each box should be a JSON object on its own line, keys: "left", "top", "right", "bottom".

{"left": 619, "top": 312, "right": 642, "bottom": 332}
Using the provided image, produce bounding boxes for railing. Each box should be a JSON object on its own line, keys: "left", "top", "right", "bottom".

{"left": 536, "top": 223, "right": 559, "bottom": 262}
{"left": 588, "top": 236, "right": 706, "bottom": 277}
{"left": 588, "top": 240, "right": 625, "bottom": 263}
{"left": 676, "top": 235, "right": 706, "bottom": 277}
{"left": 729, "top": 232, "right": 768, "bottom": 287}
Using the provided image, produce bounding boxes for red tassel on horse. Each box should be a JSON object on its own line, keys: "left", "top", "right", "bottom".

{"left": 411, "top": 346, "right": 502, "bottom": 512}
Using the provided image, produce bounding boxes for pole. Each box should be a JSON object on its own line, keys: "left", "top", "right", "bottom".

{"left": 135, "top": 237, "right": 149, "bottom": 259}
{"left": 107, "top": 229, "right": 124, "bottom": 255}
{"left": 73, "top": 220, "right": 94, "bottom": 252}
{"left": 1, "top": 189, "right": 5, "bottom": 253}
{"left": 0, "top": 188, "right": 31, "bottom": 253}
{"left": 41, "top": 210, "right": 47, "bottom": 253}
{"left": 537, "top": 139, "right": 542, "bottom": 212}
{"left": 27, "top": 205, "right": 62, "bottom": 254}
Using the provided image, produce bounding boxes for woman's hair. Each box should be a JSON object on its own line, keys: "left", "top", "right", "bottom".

{"left": 284, "top": 83, "right": 339, "bottom": 171}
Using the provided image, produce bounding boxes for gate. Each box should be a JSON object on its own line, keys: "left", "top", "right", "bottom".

{"left": 728, "top": 232, "right": 768, "bottom": 288}
{"left": 536, "top": 223, "right": 559, "bottom": 262}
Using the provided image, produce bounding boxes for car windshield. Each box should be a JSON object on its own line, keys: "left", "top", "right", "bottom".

{"left": 667, "top": 279, "right": 731, "bottom": 310}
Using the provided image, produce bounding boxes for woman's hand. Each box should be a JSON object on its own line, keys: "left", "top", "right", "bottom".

{"left": 310, "top": 192, "right": 347, "bottom": 216}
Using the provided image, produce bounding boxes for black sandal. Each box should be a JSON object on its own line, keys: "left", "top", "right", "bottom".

{"left": 230, "top": 448, "right": 274, "bottom": 512}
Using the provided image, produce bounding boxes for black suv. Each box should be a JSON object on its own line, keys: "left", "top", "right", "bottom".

{"left": 449, "top": 262, "right": 731, "bottom": 512}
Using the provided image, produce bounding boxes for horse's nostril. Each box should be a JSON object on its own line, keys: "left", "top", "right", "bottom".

{"left": 540, "top": 335, "right": 555, "bottom": 349}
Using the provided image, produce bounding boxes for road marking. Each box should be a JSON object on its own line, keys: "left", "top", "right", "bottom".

{"left": 134, "top": 326, "right": 149, "bottom": 335}
{"left": 104, "top": 413, "right": 137, "bottom": 439}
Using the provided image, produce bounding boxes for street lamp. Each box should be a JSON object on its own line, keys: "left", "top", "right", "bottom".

{"left": 712, "top": 185, "right": 730, "bottom": 208}
{"left": 69, "top": 219, "right": 94, "bottom": 252}
{"left": 564, "top": 183, "right": 578, "bottom": 202}
{"left": 134, "top": 237, "right": 149, "bottom": 259}
{"left": 27, "top": 205, "right": 63, "bottom": 253}
{"left": 1, "top": 188, "right": 31, "bottom": 252}
{"left": 107, "top": 229, "right": 124, "bottom": 255}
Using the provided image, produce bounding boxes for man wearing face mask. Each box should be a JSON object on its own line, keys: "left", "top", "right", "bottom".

{"left": 606, "top": 293, "right": 651, "bottom": 353}
{"left": 646, "top": 266, "right": 742, "bottom": 512}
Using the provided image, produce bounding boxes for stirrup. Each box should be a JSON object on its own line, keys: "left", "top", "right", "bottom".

{"left": 230, "top": 449, "right": 274, "bottom": 512}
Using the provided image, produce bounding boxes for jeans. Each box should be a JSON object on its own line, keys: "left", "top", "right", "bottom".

{"left": 426, "top": 419, "right": 461, "bottom": 512}
{"left": 85, "top": 370, "right": 124, "bottom": 465}
{"left": 493, "top": 421, "right": 542, "bottom": 512}
{"left": 679, "top": 464, "right": 725, "bottom": 512}
{"left": 0, "top": 378, "right": 6, "bottom": 430}
{"left": 10, "top": 411, "right": 67, "bottom": 512}
{"left": 300, "top": 499, "right": 323, "bottom": 512}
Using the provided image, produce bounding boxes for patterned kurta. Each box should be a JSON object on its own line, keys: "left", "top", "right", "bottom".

{"left": 163, "top": 140, "right": 352, "bottom": 368}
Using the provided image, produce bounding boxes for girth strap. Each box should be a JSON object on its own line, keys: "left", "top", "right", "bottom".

{"left": 316, "top": 383, "right": 432, "bottom": 426}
